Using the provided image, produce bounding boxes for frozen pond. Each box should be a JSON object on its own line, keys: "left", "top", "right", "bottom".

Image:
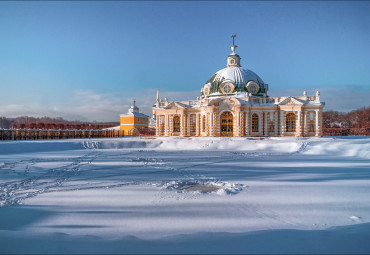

{"left": 0, "top": 137, "right": 369, "bottom": 254}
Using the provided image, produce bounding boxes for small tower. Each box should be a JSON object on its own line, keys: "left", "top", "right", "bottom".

{"left": 227, "top": 34, "right": 241, "bottom": 67}
{"left": 120, "top": 100, "right": 149, "bottom": 136}
{"left": 128, "top": 100, "right": 139, "bottom": 113}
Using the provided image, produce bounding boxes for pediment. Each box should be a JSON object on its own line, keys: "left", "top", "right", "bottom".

{"left": 279, "top": 97, "right": 304, "bottom": 106}
{"left": 164, "top": 102, "right": 188, "bottom": 110}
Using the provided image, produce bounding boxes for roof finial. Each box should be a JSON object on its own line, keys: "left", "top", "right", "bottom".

{"left": 133, "top": 99, "right": 136, "bottom": 107}
{"left": 156, "top": 88, "right": 159, "bottom": 101}
{"left": 231, "top": 34, "right": 236, "bottom": 46}
{"left": 230, "top": 34, "right": 237, "bottom": 54}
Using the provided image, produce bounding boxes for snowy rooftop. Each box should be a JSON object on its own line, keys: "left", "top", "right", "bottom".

{"left": 120, "top": 112, "right": 149, "bottom": 118}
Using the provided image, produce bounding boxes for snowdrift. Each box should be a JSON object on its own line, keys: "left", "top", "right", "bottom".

{"left": 1, "top": 137, "right": 368, "bottom": 159}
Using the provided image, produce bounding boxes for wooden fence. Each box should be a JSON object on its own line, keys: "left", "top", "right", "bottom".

{"left": 0, "top": 129, "right": 122, "bottom": 140}
{"left": 1, "top": 128, "right": 368, "bottom": 140}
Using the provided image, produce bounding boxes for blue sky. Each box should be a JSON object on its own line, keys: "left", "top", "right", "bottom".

{"left": 0, "top": 1, "right": 369, "bottom": 121}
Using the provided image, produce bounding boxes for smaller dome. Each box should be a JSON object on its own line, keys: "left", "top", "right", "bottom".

{"left": 128, "top": 100, "right": 139, "bottom": 113}
{"left": 213, "top": 67, "right": 264, "bottom": 86}
{"left": 204, "top": 67, "right": 266, "bottom": 97}
{"left": 202, "top": 41, "right": 268, "bottom": 98}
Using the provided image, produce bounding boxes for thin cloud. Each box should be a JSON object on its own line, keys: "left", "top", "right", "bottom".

{"left": 0, "top": 86, "right": 368, "bottom": 122}
{"left": 270, "top": 85, "right": 370, "bottom": 112}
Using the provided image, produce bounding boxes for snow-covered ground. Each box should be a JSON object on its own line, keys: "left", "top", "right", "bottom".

{"left": 0, "top": 137, "right": 369, "bottom": 254}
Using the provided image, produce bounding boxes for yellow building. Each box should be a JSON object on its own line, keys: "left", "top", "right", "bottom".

{"left": 152, "top": 36, "right": 325, "bottom": 137}
{"left": 120, "top": 100, "right": 149, "bottom": 136}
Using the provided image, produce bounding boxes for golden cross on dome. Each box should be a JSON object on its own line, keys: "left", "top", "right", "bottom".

{"left": 231, "top": 34, "right": 236, "bottom": 45}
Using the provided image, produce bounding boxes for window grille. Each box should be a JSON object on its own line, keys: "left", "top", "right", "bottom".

{"left": 252, "top": 113, "right": 259, "bottom": 132}
{"left": 173, "top": 116, "right": 180, "bottom": 132}
{"left": 286, "top": 113, "right": 296, "bottom": 132}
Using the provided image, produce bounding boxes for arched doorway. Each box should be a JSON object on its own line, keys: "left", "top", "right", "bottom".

{"left": 220, "top": 111, "right": 233, "bottom": 137}
{"left": 129, "top": 128, "right": 140, "bottom": 136}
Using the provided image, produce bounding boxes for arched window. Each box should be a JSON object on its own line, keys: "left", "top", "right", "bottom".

{"left": 220, "top": 111, "right": 233, "bottom": 137}
{"left": 202, "top": 115, "right": 206, "bottom": 132}
{"left": 252, "top": 113, "right": 259, "bottom": 132}
{"left": 173, "top": 116, "right": 180, "bottom": 133}
{"left": 286, "top": 113, "right": 296, "bottom": 132}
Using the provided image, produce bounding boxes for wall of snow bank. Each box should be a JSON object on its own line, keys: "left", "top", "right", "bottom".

{"left": 1, "top": 137, "right": 369, "bottom": 159}
{"left": 80, "top": 137, "right": 305, "bottom": 153}
{"left": 95, "top": 137, "right": 370, "bottom": 159}
{"left": 303, "top": 138, "right": 370, "bottom": 159}
{"left": 156, "top": 137, "right": 302, "bottom": 153}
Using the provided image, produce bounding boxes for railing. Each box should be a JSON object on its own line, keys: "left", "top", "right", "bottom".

{"left": 188, "top": 100, "right": 199, "bottom": 106}
{"left": 157, "top": 101, "right": 169, "bottom": 107}
{"left": 0, "top": 129, "right": 122, "bottom": 140}
{"left": 307, "top": 96, "right": 317, "bottom": 101}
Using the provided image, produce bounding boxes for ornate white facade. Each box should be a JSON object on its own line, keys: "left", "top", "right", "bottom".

{"left": 152, "top": 38, "right": 324, "bottom": 137}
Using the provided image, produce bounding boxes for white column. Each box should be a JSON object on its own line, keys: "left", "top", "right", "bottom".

{"left": 210, "top": 111, "right": 214, "bottom": 136}
{"left": 214, "top": 112, "right": 218, "bottom": 137}
{"left": 274, "top": 112, "right": 278, "bottom": 136}
{"left": 315, "top": 110, "right": 320, "bottom": 137}
{"left": 264, "top": 112, "right": 268, "bottom": 136}
{"left": 297, "top": 110, "right": 302, "bottom": 137}
{"left": 280, "top": 111, "right": 284, "bottom": 136}
{"left": 196, "top": 113, "right": 200, "bottom": 136}
{"left": 156, "top": 115, "right": 159, "bottom": 136}
{"left": 240, "top": 112, "right": 244, "bottom": 136}
{"left": 165, "top": 114, "right": 169, "bottom": 136}
{"left": 259, "top": 112, "right": 262, "bottom": 136}
{"left": 236, "top": 109, "right": 241, "bottom": 137}
{"left": 205, "top": 114, "right": 208, "bottom": 136}
{"left": 245, "top": 111, "right": 249, "bottom": 136}
{"left": 304, "top": 111, "right": 307, "bottom": 137}
{"left": 169, "top": 115, "right": 172, "bottom": 136}
{"left": 180, "top": 114, "right": 184, "bottom": 136}
{"left": 187, "top": 114, "right": 190, "bottom": 136}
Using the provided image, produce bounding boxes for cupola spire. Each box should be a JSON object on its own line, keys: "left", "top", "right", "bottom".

{"left": 128, "top": 99, "right": 139, "bottom": 113}
{"left": 230, "top": 34, "right": 237, "bottom": 53}
{"left": 231, "top": 34, "right": 236, "bottom": 45}
{"left": 227, "top": 34, "right": 241, "bottom": 67}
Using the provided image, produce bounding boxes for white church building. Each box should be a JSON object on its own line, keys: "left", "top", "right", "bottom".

{"left": 152, "top": 36, "right": 325, "bottom": 137}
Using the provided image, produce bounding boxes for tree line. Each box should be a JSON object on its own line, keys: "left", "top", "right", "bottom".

{"left": 322, "top": 106, "right": 369, "bottom": 136}
{"left": 323, "top": 107, "right": 369, "bottom": 129}
{"left": 0, "top": 116, "right": 119, "bottom": 130}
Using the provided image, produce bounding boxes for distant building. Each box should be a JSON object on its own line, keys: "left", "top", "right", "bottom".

{"left": 152, "top": 35, "right": 325, "bottom": 137}
{"left": 120, "top": 100, "right": 149, "bottom": 136}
